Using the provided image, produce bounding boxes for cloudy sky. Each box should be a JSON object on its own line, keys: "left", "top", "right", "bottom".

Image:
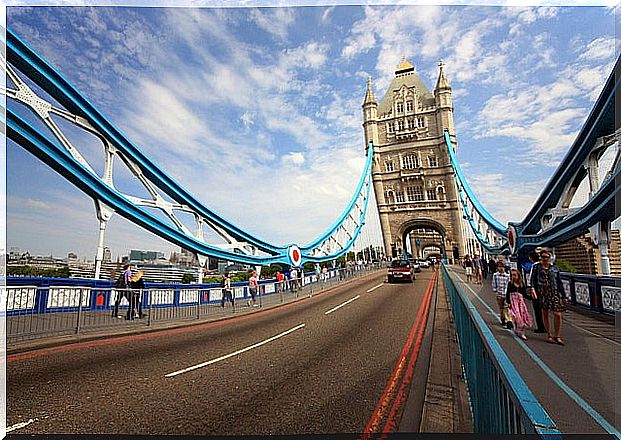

{"left": 5, "top": 3, "right": 618, "bottom": 261}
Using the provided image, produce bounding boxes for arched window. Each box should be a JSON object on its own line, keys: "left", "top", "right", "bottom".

{"left": 384, "top": 161, "right": 394, "bottom": 172}
{"left": 406, "top": 100, "right": 413, "bottom": 112}
{"left": 396, "top": 102, "right": 404, "bottom": 113}
{"left": 417, "top": 117, "right": 425, "bottom": 128}
{"left": 395, "top": 190, "right": 405, "bottom": 203}
{"left": 384, "top": 190, "right": 395, "bottom": 204}
{"left": 398, "top": 119, "right": 405, "bottom": 131}
{"left": 402, "top": 155, "right": 420, "bottom": 169}
{"left": 426, "top": 189, "right": 438, "bottom": 201}
{"left": 387, "top": 122, "right": 395, "bottom": 133}
{"left": 428, "top": 156, "right": 438, "bottom": 167}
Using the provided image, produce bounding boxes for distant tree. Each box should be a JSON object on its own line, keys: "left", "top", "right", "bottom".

{"left": 555, "top": 258, "right": 577, "bottom": 273}
{"left": 181, "top": 273, "right": 196, "bottom": 284}
{"left": 7, "top": 265, "right": 71, "bottom": 278}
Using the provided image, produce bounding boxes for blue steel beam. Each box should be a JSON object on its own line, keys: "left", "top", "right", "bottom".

{"left": 6, "top": 27, "right": 284, "bottom": 255}
{"left": 518, "top": 54, "right": 619, "bottom": 236}
{"left": 444, "top": 131, "right": 507, "bottom": 235}
{"left": 6, "top": 28, "right": 375, "bottom": 267}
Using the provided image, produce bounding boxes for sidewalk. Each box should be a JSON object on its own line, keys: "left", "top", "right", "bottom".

{"left": 445, "top": 266, "right": 620, "bottom": 436}
{"left": 7, "top": 269, "right": 384, "bottom": 356}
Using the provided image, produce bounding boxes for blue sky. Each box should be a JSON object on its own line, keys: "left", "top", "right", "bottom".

{"left": 5, "top": 4, "right": 618, "bottom": 261}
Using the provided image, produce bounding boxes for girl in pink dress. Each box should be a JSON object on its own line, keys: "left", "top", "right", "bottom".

{"left": 506, "top": 268, "right": 533, "bottom": 340}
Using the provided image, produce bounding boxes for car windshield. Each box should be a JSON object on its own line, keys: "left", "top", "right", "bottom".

{"left": 390, "top": 260, "right": 409, "bottom": 268}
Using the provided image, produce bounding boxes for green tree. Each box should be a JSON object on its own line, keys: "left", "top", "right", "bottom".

{"left": 181, "top": 273, "right": 196, "bottom": 284}
{"left": 555, "top": 258, "right": 577, "bottom": 273}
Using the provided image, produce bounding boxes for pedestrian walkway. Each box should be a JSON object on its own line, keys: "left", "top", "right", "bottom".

{"left": 445, "top": 266, "right": 620, "bottom": 436}
{"left": 7, "top": 268, "right": 384, "bottom": 356}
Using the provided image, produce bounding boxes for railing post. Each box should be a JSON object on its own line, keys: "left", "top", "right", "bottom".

{"left": 147, "top": 290, "right": 152, "bottom": 326}
{"left": 75, "top": 288, "right": 83, "bottom": 335}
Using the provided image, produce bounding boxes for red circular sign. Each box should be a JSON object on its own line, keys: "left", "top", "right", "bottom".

{"left": 289, "top": 245, "right": 302, "bottom": 266}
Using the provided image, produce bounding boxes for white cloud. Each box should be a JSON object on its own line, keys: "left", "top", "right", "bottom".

{"left": 282, "top": 152, "right": 305, "bottom": 166}
{"left": 249, "top": 8, "right": 295, "bottom": 41}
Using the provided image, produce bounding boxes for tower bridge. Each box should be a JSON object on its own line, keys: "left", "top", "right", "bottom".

{"left": 4, "top": 22, "right": 621, "bottom": 439}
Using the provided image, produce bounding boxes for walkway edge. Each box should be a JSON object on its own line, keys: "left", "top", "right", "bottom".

{"left": 7, "top": 271, "right": 384, "bottom": 357}
{"left": 420, "top": 270, "right": 473, "bottom": 432}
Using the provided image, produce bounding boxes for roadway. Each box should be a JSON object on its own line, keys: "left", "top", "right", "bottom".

{"left": 446, "top": 266, "right": 620, "bottom": 436}
{"left": 7, "top": 269, "right": 437, "bottom": 436}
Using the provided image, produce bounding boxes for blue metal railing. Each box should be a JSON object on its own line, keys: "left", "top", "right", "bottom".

{"left": 442, "top": 265, "right": 561, "bottom": 436}
{"left": 558, "top": 272, "right": 621, "bottom": 316}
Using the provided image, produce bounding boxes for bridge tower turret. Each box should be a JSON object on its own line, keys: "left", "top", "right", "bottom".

{"left": 363, "top": 57, "right": 466, "bottom": 261}
{"left": 434, "top": 60, "right": 455, "bottom": 137}
{"left": 362, "top": 76, "right": 379, "bottom": 147}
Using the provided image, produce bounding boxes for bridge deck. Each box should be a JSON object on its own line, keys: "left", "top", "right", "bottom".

{"left": 446, "top": 266, "right": 619, "bottom": 436}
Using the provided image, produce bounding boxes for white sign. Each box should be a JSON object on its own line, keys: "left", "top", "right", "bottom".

{"left": 210, "top": 289, "right": 223, "bottom": 302}
{"left": 234, "top": 287, "right": 245, "bottom": 299}
{"left": 264, "top": 284, "right": 275, "bottom": 294}
{"left": 47, "top": 287, "right": 91, "bottom": 309}
{"left": 149, "top": 289, "right": 174, "bottom": 305}
{"left": 179, "top": 289, "right": 199, "bottom": 304}
{"left": 6, "top": 287, "right": 37, "bottom": 311}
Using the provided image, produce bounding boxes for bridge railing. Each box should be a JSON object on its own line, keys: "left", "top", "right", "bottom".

{"left": 442, "top": 265, "right": 561, "bottom": 435}
{"left": 559, "top": 272, "right": 621, "bottom": 315}
{"left": 5, "top": 263, "right": 383, "bottom": 342}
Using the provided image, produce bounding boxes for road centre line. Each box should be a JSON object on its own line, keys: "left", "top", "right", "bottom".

{"left": 165, "top": 323, "right": 306, "bottom": 378}
{"left": 7, "top": 418, "right": 37, "bottom": 432}
{"left": 324, "top": 295, "right": 361, "bottom": 315}
{"left": 450, "top": 269, "right": 621, "bottom": 438}
{"left": 367, "top": 283, "right": 384, "bottom": 293}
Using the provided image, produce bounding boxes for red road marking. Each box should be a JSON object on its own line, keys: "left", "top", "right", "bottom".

{"left": 362, "top": 272, "right": 437, "bottom": 437}
{"left": 382, "top": 270, "right": 436, "bottom": 433}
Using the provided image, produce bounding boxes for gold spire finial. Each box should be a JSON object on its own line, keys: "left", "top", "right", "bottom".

{"left": 396, "top": 56, "right": 415, "bottom": 74}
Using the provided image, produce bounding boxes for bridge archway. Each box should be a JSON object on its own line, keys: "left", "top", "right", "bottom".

{"left": 395, "top": 219, "right": 450, "bottom": 260}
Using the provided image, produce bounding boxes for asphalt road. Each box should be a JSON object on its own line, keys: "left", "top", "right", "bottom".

{"left": 7, "top": 269, "right": 437, "bottom": 436}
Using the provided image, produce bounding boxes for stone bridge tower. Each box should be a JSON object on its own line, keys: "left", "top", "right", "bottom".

{"left": 362, "top": 58, "right": 465, "bottom": 261}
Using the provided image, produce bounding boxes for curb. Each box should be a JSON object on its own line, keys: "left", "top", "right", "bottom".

{"left": 7, "top": 270, "right": 385, "bottom": 356}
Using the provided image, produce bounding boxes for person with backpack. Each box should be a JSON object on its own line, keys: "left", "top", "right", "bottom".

{"left": 130, "top": 270, "right": 145, "bottom": 319}
{"left": 112, "top": 264, "right": 132, "bottom": 319}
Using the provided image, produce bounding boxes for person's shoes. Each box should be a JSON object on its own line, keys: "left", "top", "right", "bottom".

{"left": 247, "top": 300, "right": 251, "bottom": 307}
{"left": 506, "top": 322, "right": 514, "bottom": 330}
{"left": 520, "top": 334, "right": 528, "bottom": 341}
{"left": 553, "top": 336, "right": 565, "bottom": 346}
{"left": 116, "top": 315, "right": 124, "bottom": 319}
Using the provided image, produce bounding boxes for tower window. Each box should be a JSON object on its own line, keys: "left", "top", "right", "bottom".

{"left": 406, "top": 100, "right": 413, "bottom": 112}
{"left": 417, "top": 117, "right": 426, "bottom": 128}
{"left": 428, "top": 156, "right": 438, "bottom": 167}
{"left": 384, "top": 191, "right": 395, "bottom": 204}
{"left": 387, "top": 122, "right": 395, "bottom": 133}
{"left": 396, "top": 191, "right": 405, "bottom": 203}
{"left": 384, "top": 161, "right": 394, "bottom": 172}
{"left": 407, "top": 186, "right": 424, "bottom": 201}
{"left": 427, "top": 189, "right": 438, "bottom": 201}
{"left": 396, "top": 102, "right": 404, "bottom": 113}
{"left": 402, "top": 154, "right": 420, "bottom": 170}
{"left": 398, "top": 119, "right": 405, "bottom": 131}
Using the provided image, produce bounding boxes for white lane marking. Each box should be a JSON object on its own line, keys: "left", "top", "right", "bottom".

{"left": 366, "top": 283, "right": 384, "bottom": 293}
{"left": 324, "top": 295, "right": 360, "bottom": 315}
{"left": 165, "top": 323, "right": 306, "bottom": 378}
{"left": 7, "top": 418, "right": 36, "bottom": 432}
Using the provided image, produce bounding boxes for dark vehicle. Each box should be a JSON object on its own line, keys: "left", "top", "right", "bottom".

{"left": 387, "top": 259, "right": 415, "bottom": 283}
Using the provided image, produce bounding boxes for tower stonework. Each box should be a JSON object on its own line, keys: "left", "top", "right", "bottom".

{"left": 363, "top": 58, "right": 465, "bottom": 260}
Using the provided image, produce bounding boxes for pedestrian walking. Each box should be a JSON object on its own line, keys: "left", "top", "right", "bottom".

{"left": 289, "top": 267, "right": 298, "bottom": 293}
{"left": 112, "top": 264, "right": 132, "bottom": 319}
{"left": 473, "top": 254, "right": 483, "bottom": 284}
{"left": 129, "top": 270, "right": 145, "bottom": 319}
{"left": 464, "top": 255, "right": 474, "bottom": 283}
{"left": 527, "top": 251, "right": 546, "bottom": 333}
{"left": 492, "top": 261, "right": 513, "bottom": 329}
{"left": 322, "top": 266, "right": 328, "bottom": 283}
{"left": 248, "top": 270, "right": 259, "bottom": 307}
{"left": 530, "top": 249, "right": 567, "bottom": 345}
{"left": 506, "top": 268, "right": 533, "bottom": 340}
{"left": 221, "top": 272, "right": 234, "bottom": 310}
{"left": 488, "top": 257, "right": 497, "bottom": 276}
{"left": 276, "top": 271, "right": 284, "bottom": 293}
